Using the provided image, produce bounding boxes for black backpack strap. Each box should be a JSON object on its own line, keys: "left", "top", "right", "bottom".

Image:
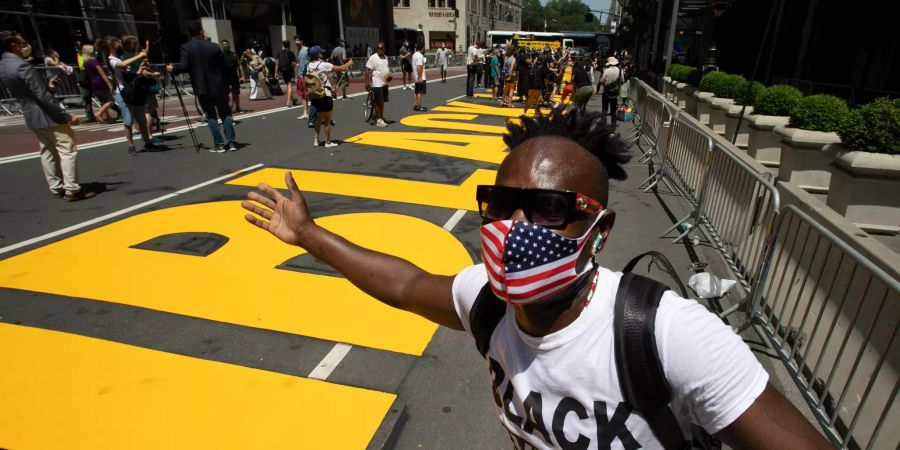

{"left": 615, "top": 272, "right": 688, "bottom": 450}
{"left": 469, "top": 283, "right": 507, "bottom": 358}
{"left": 623, "top": 251, "right": 689, "bottom": 298}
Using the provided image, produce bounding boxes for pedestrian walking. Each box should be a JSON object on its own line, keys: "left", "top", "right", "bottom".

{"left": 411, "top": 42, "right": 427, "bottom": 112}
{"left": 245, "top": 49, "right": 271, "bottom": 101}
{"left": 306, "top": 46, "right": 352, "bottom": 148}
{"left": 0, "top": 31, "right": 94, "bottom": 201}
{"left": 80, "top": 44, "right": 115, "bottom": 123}
{"left": 104, "top": 35, "right": 158, "bottom": 155}
{"left": 221, "top": 40, "right": 243, "bottom": 113}
{"left": 515, "top": 48, "right": 530, "bottom": 103}
{"left": 242, "top": 106, "right": 834, "bottom": 450}
{"left": 598, "top": 56, "right": 624, "bottom": 129}
{"left": 489, "top": 48, "right": 501, "bottom": 99}
{"left": 330, "top": 40, "right": 350, "bottom": 100}
{"left": 74, "top": 42, "right": 96, "bottom": 122}
{"left": 365, "top": 42, "right": 391, "bottom": 127}
{"left": 570, "top": 57, "right": 594, "bottom": 113}
{"left": 436, "top": 43, "right": 449, "bottom": 83}
{"left": 167, "top": 21, "right": 236, "bottom": 153}
{"left": 275, "top": 40, "right": 298, "bottom": 107}
{"left": 501, "top": 47, "right": 517, "bottom": 107}
{"left": 399, "top": 40, "right": 412, "bottom": 90}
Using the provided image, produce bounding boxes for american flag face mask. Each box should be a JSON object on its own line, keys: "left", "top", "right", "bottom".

{"left": 480, "top": 212, "right": 605, "bottom": 305}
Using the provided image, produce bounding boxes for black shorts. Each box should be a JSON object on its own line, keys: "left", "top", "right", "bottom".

{"left": 401, "top": 60, "right": 412, "bottom": 73}
{"left": 373, "top": 85, "right": 389, "bottom": 104}
{"left": 414, "top": 81, "right": 427, "bottom": 94}
{"left": 280, "top": 70, "right": 295, "bottom": 82}
{"left": 229, "top": 81, "right": 240, "bottom": 95}
{"left": 93, "top": 89, "right": 113, "bottom": 104}
{"left": 311, "top": 95, "right": 334, "bottom": 113}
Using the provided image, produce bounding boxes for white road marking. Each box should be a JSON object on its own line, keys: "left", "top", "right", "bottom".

{"left": 308, "top": 208, "right": 468, "bottom": 380}
{"left": 0, "top": 163, "right": 264, "bottom": 256}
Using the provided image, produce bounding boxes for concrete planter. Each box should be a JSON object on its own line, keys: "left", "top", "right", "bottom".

{"left": 673, "top": 82, "right": 688, "bottom": 109}
{"left": 709, "top": 97, "right": 735, "bottom": 136}
{"left": 678, "top": 84, "right": 698, "bottom": 115}
{"left": 826, "top": 146, "right": 900, "bottom": 235}
{"left": 747, "top": 114, "right": 790, "bottom": 173}
{"left": 694, "top": 91, "right": 715, "bottom": 125}
{"left": 724, "top": 105, "right": 754, "bottom": 149}
{"left": 662, "top": 76, "right": 673, "bottom": 100}
{"left": 774, "top": 126, "right": 842, "bottom": 198}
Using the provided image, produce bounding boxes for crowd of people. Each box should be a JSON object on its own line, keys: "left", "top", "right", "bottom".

{"left": 464, "top": 41, "right": 634, "bottom": 128}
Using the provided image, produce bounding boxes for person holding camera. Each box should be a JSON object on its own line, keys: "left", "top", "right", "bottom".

{"left": 1, "top": 31, "right": 95, "bottom": 202}
{"left": 365, "top": 42, "right": 391, "bottom": 127}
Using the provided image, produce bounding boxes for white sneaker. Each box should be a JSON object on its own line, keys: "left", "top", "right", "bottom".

{"left": 297, "top": 113, "right": 308, "bottom": 119}
{"left": 324, "top": 142, "right": 338, "bottom": 148}
{"left": 313, "top": 137, "right": 319, "bottom": 147}
{"left": 376, "top": 119, "right": 388, "bottom": 127}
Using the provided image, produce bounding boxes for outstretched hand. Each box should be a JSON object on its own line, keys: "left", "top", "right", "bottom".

{"left": 241, "top": 171, "right": 314, "bottom": 247}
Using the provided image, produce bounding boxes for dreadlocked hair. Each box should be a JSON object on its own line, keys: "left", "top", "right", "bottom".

{"left": 503, "top": 108, "right": 632, "bottom": 180}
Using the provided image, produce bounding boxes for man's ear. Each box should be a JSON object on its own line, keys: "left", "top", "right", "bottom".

{"left": 598, "top": 208, "right": 616, "bottom": 243}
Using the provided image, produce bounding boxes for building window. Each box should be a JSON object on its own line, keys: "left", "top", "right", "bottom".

{"left": 438, "top": 0, "right": 446, "bottom": 7}
{"left": 394, "top": 0, "right": 410, "bottom": 7}
{"left": 428, "top": 0, "right": 435, "bottom": 7}
{"left": 448, "top": 0, "right": 456, "bottom": 9}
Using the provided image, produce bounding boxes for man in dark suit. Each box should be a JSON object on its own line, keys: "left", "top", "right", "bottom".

{"left": 166, "top": 21, "right": 235, "bottom": 152}
{"left": 0, "top": 31, "right": 95, "bottom": 201}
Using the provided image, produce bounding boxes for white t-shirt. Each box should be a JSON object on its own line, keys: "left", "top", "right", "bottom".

{"left": 108, "top": 55, "right": 125, "bottom": 91}
{"left": 308, "top": 60, "right": 335, "bottom": 97}
{"left": 366, "top": 54, "right": 390, "bottom": 88}
{"left": 451, "top": 264, "right": 768, "bottom": 450}
{"left": 411, "top": 51, "right": 426, "bottom": 83}
{"left": 466, "top": 45, "right": 479, "bottom": 65}
{"left": 437, "top": 48, "right": 449, "bottom": 66}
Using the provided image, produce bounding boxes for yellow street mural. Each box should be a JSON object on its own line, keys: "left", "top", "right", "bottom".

{"left": 0, "top": 204, "right": 469, "bottom": 356}
{"left": 0, "top": 323, "right": 394, "bottom": 450}
{"left": 399, "top": 113, "right": 507, "bottom": 134}
{"left": 227, "top": 168, "right": 497, "bottom": 211}
{"left": 343, "top": 130, "right": 508, "bottom": 163}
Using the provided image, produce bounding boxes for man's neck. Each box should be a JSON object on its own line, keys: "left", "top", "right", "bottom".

{"left": 512, "top": 274, "right": 594, "bottom": 337}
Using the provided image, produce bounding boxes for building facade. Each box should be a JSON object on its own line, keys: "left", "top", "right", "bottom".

{"left": 392, "top": 0, "right": 520, "bottom": 52}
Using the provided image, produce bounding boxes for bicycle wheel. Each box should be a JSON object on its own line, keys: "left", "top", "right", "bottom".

{"left": 364, "top": 90, "right": 374, "bottom": 122}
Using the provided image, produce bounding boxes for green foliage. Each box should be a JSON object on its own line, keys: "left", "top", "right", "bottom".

{"left": 739, "top": 81, "right": 765, "bottom": 106}
{"left": 540, "top": 0, "right": 595, "bottom": 32}
{"left": 788, "top": 94, "right": 850, "bottom": 133}
{"left": 617, "top": 0, "right": 657, "bottom": 50}
{"left": 698, "top": 71, "right": 727, "bottom": 94}
{"left": 837, "top": 97, "right": 900, "bottom": 154}
{"left": 522, "top": 0, "right": 545, "bottom": 32}
{"left": 713, "top": 74, "right": 747, "bottom": 99}
{"left": 666, "top": 64, "right": 699, "bottom": 84}
{"left": 753, "top": 85, "right": 804, "bottom": 116}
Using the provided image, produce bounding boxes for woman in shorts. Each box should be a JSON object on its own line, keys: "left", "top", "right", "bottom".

{"left": 306, "top": 46, "right": 353, "bottom": 148}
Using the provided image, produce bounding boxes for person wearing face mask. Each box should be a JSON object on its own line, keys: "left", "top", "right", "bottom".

{"left": 241, "top": 107, "right": 832, "bottom": 450}
{"left": 0, "top": 31, "right": 94, "bottom": 201}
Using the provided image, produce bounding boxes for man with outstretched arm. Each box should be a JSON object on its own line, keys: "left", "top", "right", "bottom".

{"left": 241, "top": 109, "right": 831, "bottom": 450}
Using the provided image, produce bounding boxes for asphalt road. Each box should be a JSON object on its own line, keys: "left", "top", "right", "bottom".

{"left": 0, "top": 76, "right": 736, "bottom": 450}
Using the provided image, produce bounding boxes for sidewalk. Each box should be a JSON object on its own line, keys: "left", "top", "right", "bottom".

{"left": 0, "top": 67, "right": 465, "bottom": 158}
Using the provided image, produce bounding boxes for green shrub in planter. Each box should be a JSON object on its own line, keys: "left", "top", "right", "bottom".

{"left": 753, "top": 84, "right": 803, "bottom": 116}
{"left": 666, "top": 64, "right": 683, "bottom": 78}
{"left": 686, "top": 67, "right": 702, "bottom": 87}
{"left": 788, "top": 94, "right": 850, "bottom": 133}
{"left": 735, "top": 81, "right": 765, "bottom": 106}
{"left": 698, "top": 71, "right": 727, "bottom": 94}
{"left": 713, "top": 74, "right": 747, "bottom": 99}
{"left": 838, "top": 97, "right": 900, "bottom": 154}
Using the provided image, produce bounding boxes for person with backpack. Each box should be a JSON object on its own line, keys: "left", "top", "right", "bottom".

{"left": 304, "top": 46, "right": 352, "bottom": 148}
{"left": 275, "top": 40, "right": 298, "bottom": 107}
{"left": 241, "top": 107, "right": 831, "bottom": 450}
{"left": 522, "top": 54, "right": 547, "bottom": 116}
{"left": 599, "top": 56, "right": 624, "bottom": 128}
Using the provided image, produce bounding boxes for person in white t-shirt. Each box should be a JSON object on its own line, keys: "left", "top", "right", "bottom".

{"left": 365, "top": 42, "right": 391, "bottom": 127}
{"left": 436, "top": 43, "right": 450, "bottom": 83}
{"left": 411, "top": 42, "right": 427, "bottom": 112}
{"left": 465, "top": 42, "right": 480, "bottom": 96}
{"left": 306, "top": 46, "right": 352, "bottom": 148}
{"left": 241, "top": 108, "right": 831, "bottom": 450}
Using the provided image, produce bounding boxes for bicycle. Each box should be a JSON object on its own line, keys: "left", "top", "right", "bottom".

{"left": 363, "top": 85, "right": 374, "bottom": 123}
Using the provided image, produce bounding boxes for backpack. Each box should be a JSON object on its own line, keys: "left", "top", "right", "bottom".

{"left": 468, "top": 251, "right": 721, "bottom": 450}
{"left": 604, "top": 67, "right": 624, "bottom": 97}
{"left": 304, "top": 61, "right": 328, "bottom": 100}
{"left": 277, "top": 50, "right": 292, "bottom": 73}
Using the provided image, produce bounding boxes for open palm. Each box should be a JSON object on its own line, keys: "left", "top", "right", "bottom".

{"left": 241, "top": 171, "right": 313, "bottom": 247}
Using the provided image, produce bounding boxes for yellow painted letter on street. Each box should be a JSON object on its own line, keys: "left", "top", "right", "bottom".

{"left": 399, "top": 113, "right": 507, "bottom": 134}
{"left": 343, "top": 131, "right": 507, "bottom": 164}
{"left": 0, "top": 203, "right": 473, "bottom": 355}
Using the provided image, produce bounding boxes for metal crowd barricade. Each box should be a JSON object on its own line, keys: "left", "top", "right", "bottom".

{"left": 748, "top": 204, "right": 899, "bottom": 449}
{"left": 35, "top": 65, "right": 83, "bottom": 103}
{"left": 634, "top": 88, "right": 671, "bottom": 164}
{"left": 694, "top": 141, "right": 780, "bottom": 305}
{"left": 623, "top": 79, "right": 648, "bottom": 146}
{"left": 644, "top": 111, "right": 713, "bottom": 210}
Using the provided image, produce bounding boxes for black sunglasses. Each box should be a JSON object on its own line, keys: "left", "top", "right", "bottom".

{"left": 476, "top": 185, "right": 604, "bottom": 228}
